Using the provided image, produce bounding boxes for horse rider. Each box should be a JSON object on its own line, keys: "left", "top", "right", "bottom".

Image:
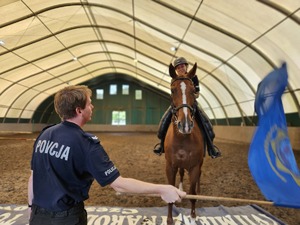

{"left": 153, "top": 57, "right": 221, "bottom": 158}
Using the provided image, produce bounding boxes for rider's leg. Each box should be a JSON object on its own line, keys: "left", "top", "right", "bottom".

{"left": 195, "top": 105, "right": 221, "bottom": 158}
{"left": 153, "top": 106, "right": 172, "bottom": 155}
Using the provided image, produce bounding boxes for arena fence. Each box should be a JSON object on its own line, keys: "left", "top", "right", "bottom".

{"left": 0, "top": 124, "right": 299, "bottom": 150}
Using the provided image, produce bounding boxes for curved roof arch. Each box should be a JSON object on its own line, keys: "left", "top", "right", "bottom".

{"left": 0, "top": 0, "right": 299, "bottom": 124}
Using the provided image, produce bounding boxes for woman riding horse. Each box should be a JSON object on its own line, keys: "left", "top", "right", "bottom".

{"left": 153, "top": 57, "right": 221, "bottom": 158}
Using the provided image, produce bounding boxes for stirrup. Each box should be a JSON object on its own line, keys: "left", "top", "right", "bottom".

{"left": 153, "top": 143, "right": 163, "bottom": 156}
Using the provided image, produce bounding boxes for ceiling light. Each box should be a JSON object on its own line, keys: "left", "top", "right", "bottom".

{"left": 170, "top": 46, "right": 177, "bottom": 52}
{"left": 0, "top": 40, "right": 5, "bottom": 46}
{"left": 73, "top": 57, "right": 77, "bottom": 61}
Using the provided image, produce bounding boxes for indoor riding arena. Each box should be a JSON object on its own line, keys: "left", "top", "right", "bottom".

{"left": 1, "top": 131, "right": 300, "bottom": 224}
{"left": 1, "top": 1, "right": 300, "bottom": 225}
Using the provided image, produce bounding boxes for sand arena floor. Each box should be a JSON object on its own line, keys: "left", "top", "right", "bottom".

{"left": 0, "top": 132, "right": 299, "bottom": 224}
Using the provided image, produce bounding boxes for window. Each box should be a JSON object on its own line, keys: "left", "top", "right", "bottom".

{"left": 110, "top": 84, "right": 117, "bottom": 95}
{"left": 96, "top": 89, "right": 104, "bottom": 99}
{"left": 112, "top": 111, "right": 126, "bottom": 125}
{"left": 122, "top": 84, "right": 129, "bottom": 95}
{"left": 135, "top": 90, "right": 142, "bottom": 100}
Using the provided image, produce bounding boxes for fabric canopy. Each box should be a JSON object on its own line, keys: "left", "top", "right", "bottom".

{"left": 0, "top": 0, "right": 299, "bottom": 123}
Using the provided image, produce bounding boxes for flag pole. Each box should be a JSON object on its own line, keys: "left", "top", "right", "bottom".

{"left": 116, "top": 192, "right": 273, "bottom": 206}
{"left": 184, "top": 194, "right": 273, "bottom": 206}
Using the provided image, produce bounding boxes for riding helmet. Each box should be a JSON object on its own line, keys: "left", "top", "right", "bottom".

{"left": 173, "top": 57, "right": 188, "bottom": 68}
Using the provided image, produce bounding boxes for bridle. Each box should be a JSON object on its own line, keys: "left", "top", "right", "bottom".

{"left": 170, "top": 77, "right": 197, "bottom": 120}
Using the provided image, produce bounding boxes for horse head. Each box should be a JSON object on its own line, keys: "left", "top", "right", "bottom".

{"left": 169, "top": 63, "right": 197, "bottom": 134}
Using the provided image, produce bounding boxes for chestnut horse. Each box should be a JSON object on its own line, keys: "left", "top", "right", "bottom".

{"left": 164, "top": 63, "right": 205, "bottom": 225}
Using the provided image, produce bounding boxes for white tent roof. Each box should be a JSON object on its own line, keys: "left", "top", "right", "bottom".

{"left": 0, "top": 0, "right": 299, "bottom": 123}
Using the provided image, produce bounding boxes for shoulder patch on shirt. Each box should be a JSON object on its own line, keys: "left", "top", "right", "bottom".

{"left": 83, "top": 132, "right": 100, "bottom": 144}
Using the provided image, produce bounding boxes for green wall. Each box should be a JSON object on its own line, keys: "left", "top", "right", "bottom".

{"left": 33, "top": 74, "right": 170, "bottom": 125}
{"left": 88, "top": 79, "right": 169, "bottom": 125}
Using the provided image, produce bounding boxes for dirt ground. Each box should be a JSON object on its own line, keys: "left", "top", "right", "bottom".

{"left": 0, "top": 132, "right": 299, "bottom": 224}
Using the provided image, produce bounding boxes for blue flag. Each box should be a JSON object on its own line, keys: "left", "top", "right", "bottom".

{"left": 248, "top": 62, "right": 300, "bottom": 208}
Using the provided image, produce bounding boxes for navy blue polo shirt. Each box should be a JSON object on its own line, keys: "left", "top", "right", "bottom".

{"left": 31, "top": 121, "right": 120, "bottom": 211}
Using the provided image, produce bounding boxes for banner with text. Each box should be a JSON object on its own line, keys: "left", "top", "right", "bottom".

{"left": 0, "top": 204, "right": 285, "bottom": 225}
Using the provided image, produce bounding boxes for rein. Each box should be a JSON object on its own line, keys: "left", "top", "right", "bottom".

{"left": 171, "top": 104, "right": 196, "bottom": 123}
{"left": 172, "top": 104, "right": 195, "bottom": 114}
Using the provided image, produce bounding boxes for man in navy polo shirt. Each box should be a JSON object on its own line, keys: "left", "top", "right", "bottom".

{"left": 28, "top": 85, "right": 186, "bottom": 225}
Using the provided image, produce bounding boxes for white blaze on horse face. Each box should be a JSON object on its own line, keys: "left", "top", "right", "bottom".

{"left": 180, "top": 82, "right": 189, "bottom": 133}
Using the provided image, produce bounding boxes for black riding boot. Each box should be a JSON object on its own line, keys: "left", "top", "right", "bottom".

{"left": 195, "top": 106, "right": 221, "bottom": 158}
{"left": 153, "top": 106, "right": 172, "bottom": 156}
{"left": 153, "top": 138, "right": 165, "bottom": 156}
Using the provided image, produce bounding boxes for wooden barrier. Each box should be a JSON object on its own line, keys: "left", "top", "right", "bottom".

{"left": 0, "top": 124, "right": 299, "bottom": 150}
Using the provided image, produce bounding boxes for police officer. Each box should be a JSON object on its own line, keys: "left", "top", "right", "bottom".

{"left": 28, "top": 85, "right": 186, "bottom": 225}
{"left": 153, "top": 57, "right": 221, "bottom": 158}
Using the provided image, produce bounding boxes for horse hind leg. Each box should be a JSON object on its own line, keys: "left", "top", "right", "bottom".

{"left": 179, "top": 168, "right": 184, "bottom": 191}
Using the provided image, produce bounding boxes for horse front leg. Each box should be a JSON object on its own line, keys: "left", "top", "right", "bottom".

{"left": 188, "top": 166, "right": 201, "bottom": 224}
{"left": 166, "top": 162, "right": 177, "bottom": 225}
{"left": 189, "top": 183, "right": 197, "bottom": 222}
{"left": 196, "top": 164, "right": 202, "bottom": 194}
{"left": 167, "top": 203, "right": 174, "bottom": 225}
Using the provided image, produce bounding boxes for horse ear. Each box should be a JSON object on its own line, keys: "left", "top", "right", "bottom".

{"left": 169, "top": 63, "right": 177, "bottom": 79}
{"left": 188, "top": 63, "right": 197, "bottom": 78}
